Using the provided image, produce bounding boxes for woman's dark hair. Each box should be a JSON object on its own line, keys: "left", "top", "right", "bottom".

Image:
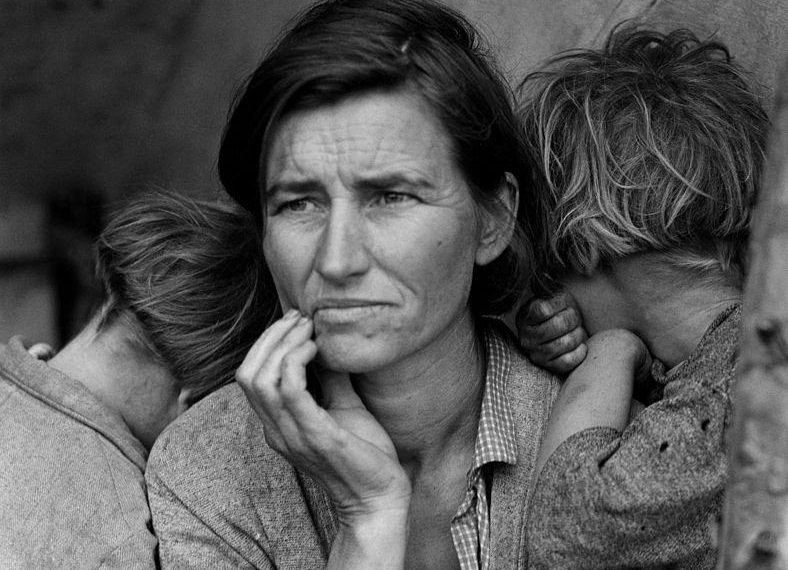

{"left": 95, "top": 192, "right": 277, "bottom": 402}
{"left": 218, "top": 0, "right": 551, "bottom": 313}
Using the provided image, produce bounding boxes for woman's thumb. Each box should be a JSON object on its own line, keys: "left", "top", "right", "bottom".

{"left": 318, "top": 367, "right": 363, "bottom": 409}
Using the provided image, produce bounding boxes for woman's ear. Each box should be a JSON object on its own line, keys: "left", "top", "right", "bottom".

{"left": 475, "top": 172, "right": 519, "bottom": 266}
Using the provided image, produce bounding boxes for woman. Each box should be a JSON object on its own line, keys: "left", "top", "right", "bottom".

{"left": 145, "top": 1, "right": 560, "bottom": 568}
{"left": 0, "top": 193, "right": 272, "bottom": 568}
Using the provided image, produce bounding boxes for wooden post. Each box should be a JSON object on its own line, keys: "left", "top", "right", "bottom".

{"left": 718, "top": 57, "right": 788, "bottom": 569}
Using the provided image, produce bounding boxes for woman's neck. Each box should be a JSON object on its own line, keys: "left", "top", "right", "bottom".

{"left": 349, "top": 309, "right": 486, "bottom": 476}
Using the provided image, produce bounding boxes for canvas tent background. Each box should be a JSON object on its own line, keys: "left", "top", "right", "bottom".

{"left": 1, "top": 0, "right": 786, "bottom": 346}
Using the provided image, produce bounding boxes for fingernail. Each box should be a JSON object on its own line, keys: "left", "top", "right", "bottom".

{"left": 284, "top": 309, "right": 299, "bottom": 319}
{"left": 297, "top": 316, "right": 310, "bottom": 326}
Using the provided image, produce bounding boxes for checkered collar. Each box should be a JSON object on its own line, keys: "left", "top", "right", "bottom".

{"left": 469, "top": 320, "right": 518, "bottom": 474}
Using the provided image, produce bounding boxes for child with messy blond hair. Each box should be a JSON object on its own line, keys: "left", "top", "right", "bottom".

{"left": 516, "top": 26, "right": 768, "bottom": 569}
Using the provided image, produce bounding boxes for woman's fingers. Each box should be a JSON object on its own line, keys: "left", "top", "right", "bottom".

{"left": 236, "top": 313, "right": 316, "bottom": 448}
{"left": 320, "top": 368, "right": 365, "bottom": 409}
{"left": 238, "top": 314, "right": 311, "bottom": 391}
{"left": 235, "top": 312, "right": 408, "bottom": 514}
{"left": 254, "top": 317, "right": 313, "bottom": 389}
{"left": 280, "top": 339, "right": 319, "bottom": 396}
{"left": 236, "top": 309, "right": 301, "bottom": 381}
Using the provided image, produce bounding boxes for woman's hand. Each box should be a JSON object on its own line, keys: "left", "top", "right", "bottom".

{"left": 236, "top": 309, "right": 411, "bottom": 568}
{"left": 517, "top": 292, "right": 588, "bottom": 374}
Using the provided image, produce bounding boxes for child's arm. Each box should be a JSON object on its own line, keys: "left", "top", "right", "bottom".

{"left": 527, "top": 337, "right": 730, "bottom": 569}
{"left": 533, "top": 329, "right": 649, "bottom": 479}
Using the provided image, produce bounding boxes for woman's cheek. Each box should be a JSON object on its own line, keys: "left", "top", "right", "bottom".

{"left": 264, "top": 239, "right": 301, "bottom": 311}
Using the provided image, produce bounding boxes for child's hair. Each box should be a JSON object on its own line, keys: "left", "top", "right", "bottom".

{"left": 94, "top": 192, "right": 277, "bottom": 403}
{"left": 518, "top": 25, "right": 769, "bottom": 287}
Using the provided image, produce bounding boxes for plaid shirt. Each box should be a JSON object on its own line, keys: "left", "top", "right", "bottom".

{"left": 450, "top": 325, "right": 517, "bottom": 570}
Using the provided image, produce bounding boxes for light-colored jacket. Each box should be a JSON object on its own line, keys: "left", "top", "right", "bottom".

{"left": 0, "top": 337, "right": 157, "bottom": 570}
{"left": 146, "top": 323, "right": 560, "bottom": 569}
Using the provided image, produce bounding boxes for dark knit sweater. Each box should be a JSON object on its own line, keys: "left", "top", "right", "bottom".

{"left": 525, "top": 304, "right": 741, "bottom": 569}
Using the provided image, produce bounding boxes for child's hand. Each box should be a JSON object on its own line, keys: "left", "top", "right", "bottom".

{"left": 17, "top": 337, "right": 55, "bottom": 360}
{"left": 517, "top": 292, "right": 588, "bottom": 374}
{"left": 27, "top": 342, "right": 55, "bottom": 360}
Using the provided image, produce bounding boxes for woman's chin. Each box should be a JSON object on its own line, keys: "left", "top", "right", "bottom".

{"left": 314, "top": 335, "right": 398, "bottom": 374}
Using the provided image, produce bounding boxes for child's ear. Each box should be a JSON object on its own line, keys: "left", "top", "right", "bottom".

{"left": 177, "top": 386, "right": 198, "bottom": 412}
{"left": 475, "top": 172, "right": 519, "bottom": 266}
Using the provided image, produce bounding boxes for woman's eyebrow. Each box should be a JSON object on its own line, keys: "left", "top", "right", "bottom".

{"left": 266, "top": 174, "right": 434, "bottom": 197}
{"left": 266, "top": 180, "right": 322, "bottom": 197}
{"left": 356, "top": 173, "right": 433, "bottom": 192}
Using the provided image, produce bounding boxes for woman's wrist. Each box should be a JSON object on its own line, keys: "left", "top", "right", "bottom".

{"left": 329, "top": 500, "right": 411, "bottom": 570}
{"left": 335, "top": 475, "right": 412, "bottom": 523}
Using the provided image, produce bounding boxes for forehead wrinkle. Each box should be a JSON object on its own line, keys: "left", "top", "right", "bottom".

{"left": 349, "top": 115, "right": 459, "bottom": 197}
{"left": 267, "top": 93, "right": 459, "bottom": 196}
{"left": 267, "top": 115, "right": 342, "bottom": 188}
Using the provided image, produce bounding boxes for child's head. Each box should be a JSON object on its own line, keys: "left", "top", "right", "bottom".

{"left": 519, "top": 26, "right": 769, "bottom": 288}
{"left": 93, "top": 192, "right": 276, "bottom": 404}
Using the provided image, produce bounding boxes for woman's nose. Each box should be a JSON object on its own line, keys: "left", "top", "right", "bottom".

{"left": 315, "top": 204, "right": 370, "bottom": 282}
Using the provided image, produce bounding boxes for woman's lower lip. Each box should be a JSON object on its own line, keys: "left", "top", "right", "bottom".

{"left": 313, "top": 305, "right": 386, "bottom": 324}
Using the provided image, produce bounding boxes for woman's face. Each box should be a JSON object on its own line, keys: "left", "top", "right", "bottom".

{"left": 263, "top": 90, "right": 501, "bottom": 373}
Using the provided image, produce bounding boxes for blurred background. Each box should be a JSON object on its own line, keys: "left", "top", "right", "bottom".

{"left": 2, "top": 0, "right": 786, "bottom": 348}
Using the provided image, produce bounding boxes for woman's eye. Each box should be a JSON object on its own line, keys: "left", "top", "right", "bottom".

{"left": 377, "top": 192, "right": 416, "bottom": 206}
{"left": 275, "top": 198, "right": 314, "bottom": 213}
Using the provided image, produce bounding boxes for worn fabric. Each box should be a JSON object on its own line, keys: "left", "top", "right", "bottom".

{"left": 526, "top": 304, "right": 741, "bottom": 569}
{"left": 0, "top": 336, "right": 157, "bottom": 570}
{"left": 146, "top": 319, "right": 560, "bottom": 569}
{"left": 452, "top": 326, "right": 518, "bottom": 570}
{"left": 451, "top": 324, "right": 517, "bottom": 570}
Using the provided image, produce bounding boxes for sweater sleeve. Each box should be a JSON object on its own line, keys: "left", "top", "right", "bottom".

{"left": 525, "top": 365, "right": 729, "bottom": 570}
{"left": 146, "top": 466, "right": 270, "bottom": 570}
{"left": 97, "top": 530, "right": 158, "bottom": 570}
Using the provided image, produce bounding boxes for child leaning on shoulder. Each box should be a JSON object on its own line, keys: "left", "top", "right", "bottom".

{"left": 516, "top": 25, "right": 768, "bottom": 570}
